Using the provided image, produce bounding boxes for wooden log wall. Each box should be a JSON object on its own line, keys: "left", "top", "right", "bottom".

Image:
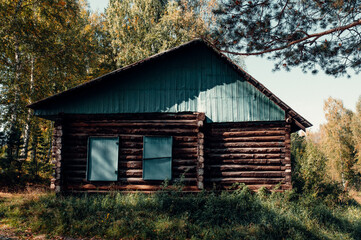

{"left": 204, "top": 121, "right": 291, "bottom": 191}
{"left": 51, "top": 117, "right": 63, "bottom": 193}
{"left": 58, "top": 113, "right": 205, "bottom": 193}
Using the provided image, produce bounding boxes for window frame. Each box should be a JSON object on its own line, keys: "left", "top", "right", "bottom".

{"left": 142, "top": 136, "right": 173, "bottom": 181}
{"left": 86, "top": 136, "right": 119, "bottom": 181}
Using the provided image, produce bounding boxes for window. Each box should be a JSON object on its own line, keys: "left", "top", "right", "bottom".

{"left": 87, "top": 137, "right": 119, "bottom": 181}
{"left": 143, "top": 136, "right": 172, "bottom": 180}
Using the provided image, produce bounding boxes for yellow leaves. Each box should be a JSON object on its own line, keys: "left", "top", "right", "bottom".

{"left": 58, "top": 0, "right": 66, "bottom": 7}
{"left": 106, "top": 0, "right": 207, "bottom": 67}
{"left": 84, "top": 24, "right": 92, "bottom": 33}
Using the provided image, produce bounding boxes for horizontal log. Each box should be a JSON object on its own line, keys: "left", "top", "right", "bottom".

{"left": 209, "top": 130, "right": 285, "bottom": 137}
{"left": 206, "top": 147, "right": 284, "bottom": 154}
{"left": 210, "top": 171, "right": 285, "bottom": 178}
{"left": 70, "top": 119, "right": 198, "bottom": 124}
{"left": 63, "top": 158, "right": 87, "bottom": 163}
{"left": 63, "top": 162, "right": 198, "bottom": 171}
{"left": 119, "top": 171, "right": 196, "bottom": 178}
{"left": 64, "top": 134, "right": 198, "bottom": 142}
{"left": 207, "top": 142, "right": 285, "bottom": 148}
{"left": 63, "top": 159, "right": 285, "bottom": 169}
{"left": 207, "top": 153, "right": 285, "bottom": 159}
{"left": 120, "top": 148, "right": 199, "bottom": 155}
{"left": 66, "top": 132, "right": 198, "bottom": 138}
{"left": 206, "top": 178, "right": 285, "bottom": 184}
{"left": 174, "top": 159, "right": 197, "bottom": 164}
{"left": 66, "top": 184, "right": 199, "bottom": 191}
{"left": 119, "top": 170, "right": 142, "bottom": 177}
{"left": 66, "top": 127, "right": 199, "bottom": 135}
{"left": 66, "top": 113, "right": 199, "bottom": 121}
{"left": 208, "top": 159, "right": 283, "bottom": 165}
{"left": 118, "top": 177, "right": 197, "bottom": 183}
{"left": 64, "top": 153, "right": 197, "bottom": 160}
{"left": 208, "top": 184, "right": 289, "bottom": 191}
{"left": 62, "top": 143, "right": 197, "bottom": 154}
{"left": 118, "top": 165, "right": 196, "bottom": 173}
{"left": 209, "top": 165, "right": 286, "bottom": 171}
{"left": 63, "top": 164, "right": 86, "bottom": 169}
{"left": 119, "top": 155, "right": 142, "bottom": 160}
{"left": 207, "top": 127, "right": 286, "bottom": 133}
{"left": 206, "top": 121, "right": 284, "bottom": 129}
{"left": 207, "top": 136, "right": 285, "bottom": 142}
{"left": 63, "top": 153, "right": 88, "bottom": 158}
{"left": 119, "top": 141, "right": 198, "bottom": 148}
{"left": 68, "top": 122, "right": 198, "bottom": 128}
{"left": 65, "top": 177, "right": 86, "bottom": 183}
{"left": 119, "top": 153, "right": 198, "bottom": 160}
{"left": 174, "top": 165, "right": 197, "bottom": 172}
{"left": 120, "top": 161, "right": 141, "bottom": 168}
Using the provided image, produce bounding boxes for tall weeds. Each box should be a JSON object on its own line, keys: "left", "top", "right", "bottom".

{"left": 1, "top": 186, "right": 360, "bottom": 239}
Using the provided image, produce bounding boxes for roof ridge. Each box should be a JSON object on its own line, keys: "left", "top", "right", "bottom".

{"left": 28, "top": 38, "right": 312, "bottom": 130}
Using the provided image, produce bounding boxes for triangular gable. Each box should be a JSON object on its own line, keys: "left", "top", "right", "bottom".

{"left": 28, "top": 39, "right": 312, "bottom": 131}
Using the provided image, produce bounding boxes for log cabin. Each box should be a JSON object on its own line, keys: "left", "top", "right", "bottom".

{"left": 28, "top": 39, "right": 312, "bottom": 193}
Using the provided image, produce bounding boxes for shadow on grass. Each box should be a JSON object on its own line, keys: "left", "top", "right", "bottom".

{"left": 3, "top": 189, "right": 361, "bottom": 240}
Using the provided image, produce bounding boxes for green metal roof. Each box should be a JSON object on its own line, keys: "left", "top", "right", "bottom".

{"left": 28, "top": 39, "right": 312, "bottom": 130}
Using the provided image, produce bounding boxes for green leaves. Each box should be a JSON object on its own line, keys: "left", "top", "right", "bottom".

{"left": 0, "top": 0, "right": 116, "bottom": 186}
{"left": 105, "top": 0, "right": 208, "bottom": 67}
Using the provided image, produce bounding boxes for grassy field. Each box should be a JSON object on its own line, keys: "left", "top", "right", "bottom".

{"left": 1, "top": 187, "right": 361, "bottom": 240}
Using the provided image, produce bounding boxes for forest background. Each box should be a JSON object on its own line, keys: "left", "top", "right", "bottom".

{"left": 1, "top": 0, "right": 361, "bottom": 197}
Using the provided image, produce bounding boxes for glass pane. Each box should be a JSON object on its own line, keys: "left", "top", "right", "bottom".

{"left": 143, "top": 158, "right": 172, "bottom": 180}
{"left": 143, "top": 136, "right": 172, "bottom": 159}
{"left": 88, "top": 137, "right": 119, "bottom": 181}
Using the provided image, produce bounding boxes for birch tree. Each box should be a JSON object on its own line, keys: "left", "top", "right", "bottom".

{"left": 320, "top": 97, "right": 356, "bottom": 185}
{"left": 106, "top": 0, "right": 209, "bottom": 67}
{"left": 0, "top": 0, "right": 111, "bottom": 183}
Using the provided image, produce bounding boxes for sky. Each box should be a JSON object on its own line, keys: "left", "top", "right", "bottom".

{"left": 87, "top": 0, "right": 361, "bottom": 132}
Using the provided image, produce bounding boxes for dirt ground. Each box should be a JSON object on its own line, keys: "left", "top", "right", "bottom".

{"left": 0, "top": 224, "right": 81, "bottom": 240}
{"left": 0, "top": 191, "right": 82, "bottom": 240}
{"left": 0, "top": 224, "right": 40, "bottom": 240}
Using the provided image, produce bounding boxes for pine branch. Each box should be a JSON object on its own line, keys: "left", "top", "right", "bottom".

{"left": 218, "top": 19, "right": 361, "bottom": 56}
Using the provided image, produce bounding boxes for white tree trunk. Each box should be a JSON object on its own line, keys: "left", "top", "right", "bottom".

{"left": 21, "top": 56, "right": 35, "bottom": 160}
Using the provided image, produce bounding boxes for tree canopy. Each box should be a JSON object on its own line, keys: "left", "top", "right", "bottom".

{"left": 106, "top": 0, "right": 208, "bottom": 67}
{"left": 212, "top": 0, "right": 361, "bottom": 77}
{"left": 0, "top": 0, "right": 212, "bottom": 187}
{"left": 0, "top": 0, "right": 115, "bottom": 185}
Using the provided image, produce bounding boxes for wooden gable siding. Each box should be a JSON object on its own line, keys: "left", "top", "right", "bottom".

{"left": 52, "top": 113, "right": 205, "bottom": 193}
{"left": 204, "top": 122, "right": 292, "bottom": 191}
{"left": 35, "top": 43, "right": 284, "bottom": 123}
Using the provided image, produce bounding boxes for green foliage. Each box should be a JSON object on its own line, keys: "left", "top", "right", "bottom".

{"left": 351, "top": 97, "right": 361, "bottom": 175}
{"left": 212, "top": 0, "right": 361, "bottom": 77}
{"left": 1, "top": 190, "right": 361, "bottom": 239}
{"left": 290, "top": 133, "right": 307, "bottom": 191}
{"left": 0, "top": 0, "right": 116, "bottom": 188}
{"left": 105, "top": 0, "right": 208, "bottom": 67}
{"left": 321, "top": 97, "right": 359, "bottom": 186}
{"left": 291, "top": 132, "right": 346, "bottom": 205}
{"left": 0, "top": 126, "right": 23, "bottom": 186}
{"left": 300, "top": 141, "right": 327, "bottom": 192}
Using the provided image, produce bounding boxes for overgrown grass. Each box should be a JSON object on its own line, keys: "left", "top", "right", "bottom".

{"left": 1, "top": 186, "right": 361, "bottom": 239}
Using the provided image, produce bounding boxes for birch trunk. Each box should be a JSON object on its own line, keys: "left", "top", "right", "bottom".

{"left": 21, "top": 56, "right": 35, "bottom": 160}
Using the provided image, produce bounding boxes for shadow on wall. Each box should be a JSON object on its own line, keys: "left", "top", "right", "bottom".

{"left": 37, "top": 43, "right": 284, "bottom": 122}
